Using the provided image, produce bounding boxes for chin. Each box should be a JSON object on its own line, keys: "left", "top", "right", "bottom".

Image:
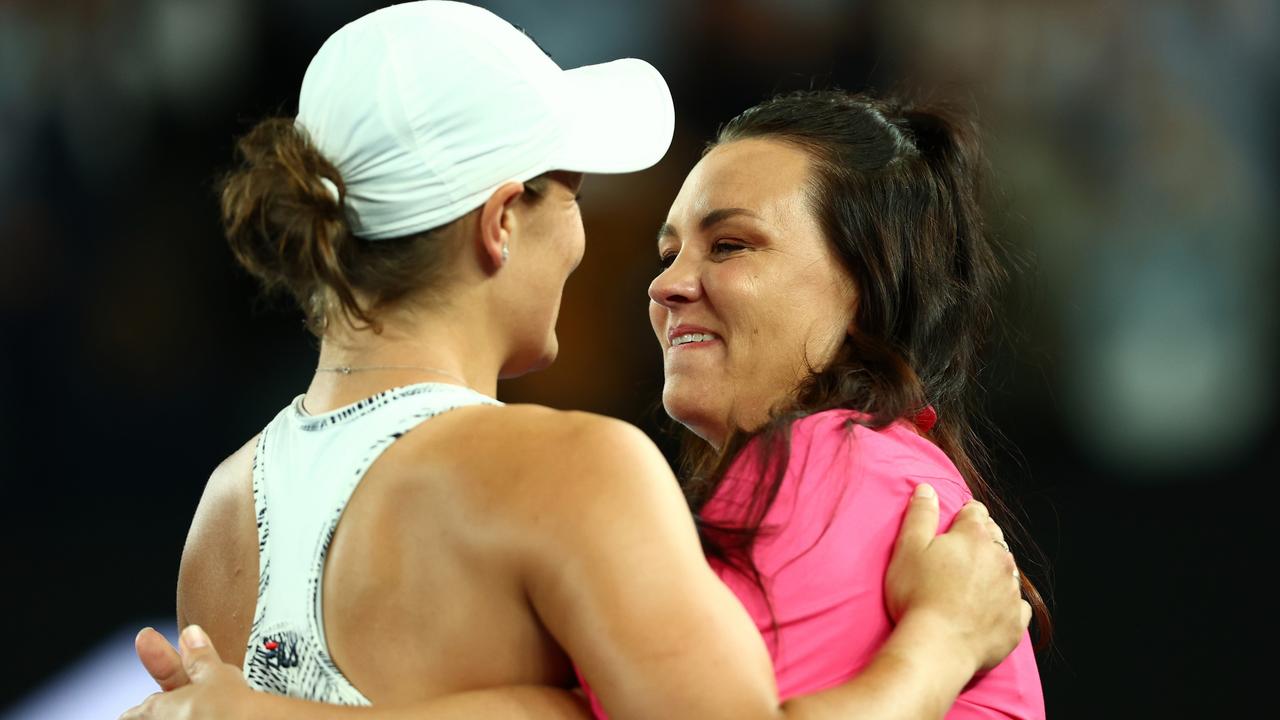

{"left": 533, "top": 336, "right": 559, "bottom": 371}
{"left": 499, "top": 337, "right": 558, "bottom": 379}
{"left": 527, "top": 349, "right": 557, "bottom": 374}
{"left": 662, "top": 384, "right": 724, "bottom": 448}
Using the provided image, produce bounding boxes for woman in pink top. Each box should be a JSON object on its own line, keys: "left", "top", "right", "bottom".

{"left": 703, "top": 412, "right": 1044, "bottom": 717}
{"left": 643, "top": 90, "right": 1049, "bottom": 717}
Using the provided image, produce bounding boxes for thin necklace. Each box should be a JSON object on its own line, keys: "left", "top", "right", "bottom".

{"left": 315, "top": 364, "right": 471, "bottom": 388}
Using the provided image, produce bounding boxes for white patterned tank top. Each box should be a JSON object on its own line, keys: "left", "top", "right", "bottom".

{"left": 242, "top": 382, "right": 500, "bottom": 704}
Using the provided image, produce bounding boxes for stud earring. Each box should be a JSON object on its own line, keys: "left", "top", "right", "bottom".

{"left": 501, "top": 243, "right": 510, "bottom": 264}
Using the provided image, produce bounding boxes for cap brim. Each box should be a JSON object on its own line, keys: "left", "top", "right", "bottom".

{"left": 553, "top": 58, "right": 675, "bottom": 174}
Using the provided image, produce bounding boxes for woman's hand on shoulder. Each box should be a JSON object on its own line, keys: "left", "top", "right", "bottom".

{"left": 884, "top": 484, "right": 1030, "bottom": 673}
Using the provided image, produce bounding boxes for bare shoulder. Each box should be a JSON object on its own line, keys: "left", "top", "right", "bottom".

{"left": 176, "top": 435, "right": 260, "bottom": 652}
{"left": 428, "top": 403, "right": 670, "bottom": 484}
{"left": 464, "top": 403, "right": 653, "bottom": 446}
{"left": 212, "top": 434, "right": 257, "bottom": 489}
{"left": 188, "top": 435, "right": 258, "bottom": 537}
{"left": 418, "top": 403, "right": 686, "bottom": 537}
{"left": 179, "top": 434, "right": 258, "bottom": 575}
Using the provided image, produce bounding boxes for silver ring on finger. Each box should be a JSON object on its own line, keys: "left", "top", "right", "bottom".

{"left": 994, "top": 538, "right": 1011, "bottom": 553}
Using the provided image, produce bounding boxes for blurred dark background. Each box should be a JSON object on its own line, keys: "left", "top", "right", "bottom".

{"left": 1, "top": 0, "right": 1274, "bottom": 717}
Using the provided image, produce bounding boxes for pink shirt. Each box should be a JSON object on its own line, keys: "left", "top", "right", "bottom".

{"left": 579, "top": 409, "right": 1044, "bottom": 718}
{"left": 703, "top": 409, "right": 1044, "bottom": 718}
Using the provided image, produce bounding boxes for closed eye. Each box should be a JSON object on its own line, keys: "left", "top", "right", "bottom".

{"left": 712, "top": 240, "right": 748, "bottom": 256}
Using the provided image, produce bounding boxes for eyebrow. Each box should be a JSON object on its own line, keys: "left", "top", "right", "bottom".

{"left": 657, "top": 207, "right": 762, "bottom": 242}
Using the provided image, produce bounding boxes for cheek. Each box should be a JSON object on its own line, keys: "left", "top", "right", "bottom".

{"left": 648, "top": 302, "right": 666, "bottom": 343}
{"left": 548, "top": 206, "right": 585, "bottom": 272}
{"left": 794, "top": 282, "right": 856, "bottom": 363}
{"left": 570, "top": 216, "right": 585, "bottom": 268}
{"left": 711, "top": 266, "right": 777, "bottom": 347}
{"left": 723, "top": 268, "right": 829, "bottom": 378}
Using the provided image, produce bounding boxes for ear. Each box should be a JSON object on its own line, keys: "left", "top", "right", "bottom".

{"left": 477, "top": 181, "right": 527, "bottom": 273}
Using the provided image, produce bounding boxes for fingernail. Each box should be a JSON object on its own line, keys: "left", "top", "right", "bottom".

{"left": 914, "top": 483, "right": 936, "bottom": 499}
{"left": 135, "top": 626, "right": 154, "bottom": 642}
{"left": 183, "top": 625, "right": 209, "bottom": 649}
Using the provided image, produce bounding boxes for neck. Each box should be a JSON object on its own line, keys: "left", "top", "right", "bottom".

{"left": 305, "top": 302, "right": 505, "bottom": 413}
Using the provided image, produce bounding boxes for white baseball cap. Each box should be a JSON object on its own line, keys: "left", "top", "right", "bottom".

{"left": 296, "top": 1, "right": 675, "bottom": 241}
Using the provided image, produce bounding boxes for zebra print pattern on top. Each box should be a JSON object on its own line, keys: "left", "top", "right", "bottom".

{"left": 242, "top": 382, "right": 501, "bottom": 704}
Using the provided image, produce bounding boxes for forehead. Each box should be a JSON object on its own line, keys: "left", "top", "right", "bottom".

{"left": 666, "top": 138, "right": 815, "bottom": 231}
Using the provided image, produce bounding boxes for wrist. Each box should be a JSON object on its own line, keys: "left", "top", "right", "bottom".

{"left": 778, "top": 610, "right": 981, "bottom": 720}
{"left": 880, "top": 609, "right": 980, "bottom": 696}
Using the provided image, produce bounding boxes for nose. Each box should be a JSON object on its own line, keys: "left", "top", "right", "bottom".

{"left": 648, "top": 252, "right": 701, "bottom": 308}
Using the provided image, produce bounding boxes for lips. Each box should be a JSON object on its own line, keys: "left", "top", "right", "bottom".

{"left": 667, "top": 324, "right": 721, "bottom": 348}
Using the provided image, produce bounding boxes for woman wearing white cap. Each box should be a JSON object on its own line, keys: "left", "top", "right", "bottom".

{"left": 123, "top": 3, "right": 1027, "bottom": 719}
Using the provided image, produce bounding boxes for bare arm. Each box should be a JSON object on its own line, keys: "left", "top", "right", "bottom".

{"left": 125, "top": 627, "right": 590, "bottom": 720}
{"left": 517, "top": 417, "right": 1023, "bottom": 720}
{"left": 779, "top": 612, "right": 976, "bottom": 720}
{"left": 124, "top": 415, "right": 1025, "bottom": 720}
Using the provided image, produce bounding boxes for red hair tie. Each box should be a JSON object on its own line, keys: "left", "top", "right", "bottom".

{"left": 913, "top": 405, "right": 938, "bottom": 433}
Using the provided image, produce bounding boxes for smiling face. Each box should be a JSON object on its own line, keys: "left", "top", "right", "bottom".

{"left": 649, "top": 138, "right": 858, "bottom": 448}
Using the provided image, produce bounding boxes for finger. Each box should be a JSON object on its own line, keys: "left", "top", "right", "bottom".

{"left": 1020, "top": 600, "right": 1033, "bottom": 629}
{"left": 894, "top": 483, "right": 941, "bottom": 556}
{"left": 178, "top": 625, "right": 223, "bottom": 681}
{"left": 135, "top": 627, "right": 189, "bottom": 691}
{"left": 951, "top": 500, "right": 991, "bottom": 536}
{"left": 986, "top": 518, "right": 1006, "bottom": 546}
{"left": 989, "top": 524, "right": 1011, "bottom": 554}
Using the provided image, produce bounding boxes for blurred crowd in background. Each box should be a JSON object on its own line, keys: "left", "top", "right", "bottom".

{"left": 1, "top": 1, "right": 1274, "bottom": 716}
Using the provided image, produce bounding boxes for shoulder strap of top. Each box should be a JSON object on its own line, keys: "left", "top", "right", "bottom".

{"left": 242, "top": 383, "right": 500, "bottom": 702}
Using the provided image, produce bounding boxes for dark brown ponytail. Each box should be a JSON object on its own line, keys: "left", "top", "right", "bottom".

{"left": 218, "top": 118, "right": 460, "bottom": 335}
